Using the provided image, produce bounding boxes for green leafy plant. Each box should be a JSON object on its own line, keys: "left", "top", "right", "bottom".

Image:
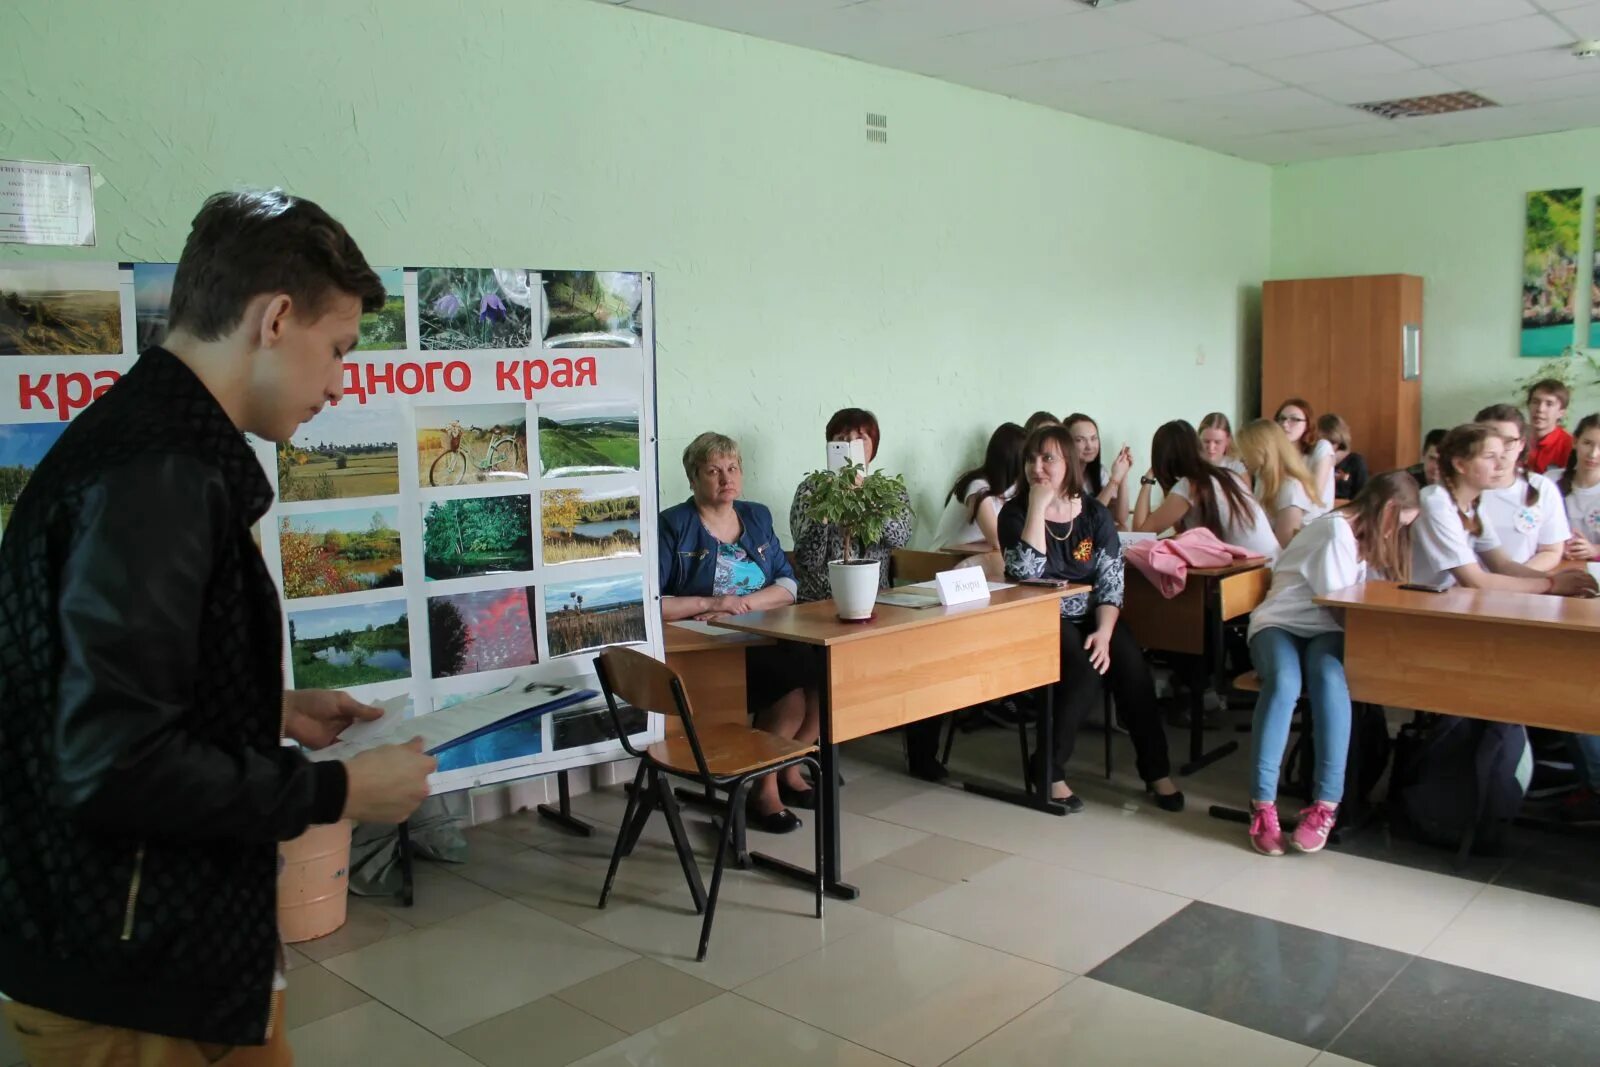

{"left": 1511, "top": 345, "right": 1600, "bottom": 408}
{"left": 796, "top": 463, "right": 907, "bottom": 562}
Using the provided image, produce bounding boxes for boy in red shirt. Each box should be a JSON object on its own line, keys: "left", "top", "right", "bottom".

{"left": 1526, "top": 378, "right": 1574, "bottom": 475}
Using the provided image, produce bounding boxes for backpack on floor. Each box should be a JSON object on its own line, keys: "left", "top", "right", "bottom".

{"left": 1390, "top": 715, "right": 1529, "bottom": 853}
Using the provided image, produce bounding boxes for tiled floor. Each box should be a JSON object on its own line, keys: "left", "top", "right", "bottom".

{"left": 7, "top": 721, "right": 1597, "bottom": 1067}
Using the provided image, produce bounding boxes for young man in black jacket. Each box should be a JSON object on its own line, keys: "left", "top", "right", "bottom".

{"left": 0, "top": 190, "right": 436, "bottom": 1064}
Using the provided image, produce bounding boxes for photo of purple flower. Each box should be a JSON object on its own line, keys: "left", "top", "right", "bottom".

{"left": 417, "top": 268, "right": 532, "bottom": 350}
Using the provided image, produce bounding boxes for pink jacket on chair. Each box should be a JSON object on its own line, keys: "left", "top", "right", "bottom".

{"left": 1123, "top": 527, "right": 1261, "bottom": 598}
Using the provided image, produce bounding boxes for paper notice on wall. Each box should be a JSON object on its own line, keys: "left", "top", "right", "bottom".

{"left": 0, "top": 160, "right": 97, "bottom": 246}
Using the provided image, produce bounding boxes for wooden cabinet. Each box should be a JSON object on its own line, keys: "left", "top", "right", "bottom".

{"left": 1261, "top": 274, "right": 1422, "bottom": 474}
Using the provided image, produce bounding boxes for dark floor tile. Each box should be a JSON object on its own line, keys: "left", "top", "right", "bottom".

{"left": 1333, "top": 816, "right": 1507, "bottom": 883}
{"left": 1088, "top": 901, "right": 1411, "bottom": 1050}
{"left": 1330, "top": 956, "right": 1600, "bottom": 1067}
{"left": 1491, "top": 823, "right": 1600, "bottom": 908}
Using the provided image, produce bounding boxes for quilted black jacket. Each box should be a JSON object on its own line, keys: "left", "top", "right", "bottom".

{"left": 0, "top": 348, "right": 347, "bottom": 1045}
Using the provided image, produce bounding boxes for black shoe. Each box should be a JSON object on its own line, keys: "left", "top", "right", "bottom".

{"left": 908, "top": 759, "right": 949, "bottom": 783}
{"left": 746, "top": 803, "right": 802, "bottom": 834}
{"left": 779, "top": 782, "right": 817, "bottom": 809}
{"left": 1054, "top": 793, "right": 1085, "bottom": 814}
{"left": 1147, "top": 786, "right": 1186, "bottom": 813}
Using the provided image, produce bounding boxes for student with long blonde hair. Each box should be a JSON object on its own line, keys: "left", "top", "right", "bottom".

{"left": 1412, "top": 424, "right": 1597, "bottom": 595}
{"left": 1247, "top": 472, "right": 1421, "bottom": 855}
{"left": 1236, "top": 418, "right": 1326, "bottom": 547}
{"left": 1198, "top": 412, "right": 1245, "bottom": 475}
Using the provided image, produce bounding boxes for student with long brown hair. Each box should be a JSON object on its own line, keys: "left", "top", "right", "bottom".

{"left": 1236, "top": 417, "right": 1326, "bottom": 547}
{"left": 998, "top": 424, "right": 1181, "bottom": 813}
{"left": 1132, "top": 419, "right": 1282, "bottom": 560}
{"left": 1473, "top": 403, "right": 1569, "bottom": 572}
{"left": 1246, "top": 472, "right": 1421, "bottom": 856}
{"left": 1064, "top": 412, "right": 1133, "bottom": 528}
{"left": 1559, "top": 413, "right": 1600, "bottom": 560}
{"left": 1412, "top": 423, "right": 1597, "bottom": 595}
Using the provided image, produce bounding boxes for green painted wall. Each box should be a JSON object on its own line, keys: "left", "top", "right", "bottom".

{"left": 1271, "top": 128, "right": 1600, "bottom": 434}
{"left": 0, "top": 0, "right": 1270, "bottom": 546}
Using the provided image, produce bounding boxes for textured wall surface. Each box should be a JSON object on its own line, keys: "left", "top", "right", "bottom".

{"left": 1, "top": 0, "right": 1271, "bottom": 543}
{"left": 1272, "top": 128, "right": 1600, "bottom": 433}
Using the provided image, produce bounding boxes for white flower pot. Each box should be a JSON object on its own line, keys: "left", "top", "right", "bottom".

{"left": 827, "top": 559, "right": 881, "bottom": 621}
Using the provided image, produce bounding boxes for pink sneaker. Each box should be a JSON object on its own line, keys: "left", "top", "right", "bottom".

{"left": 1291, "top": 802, "right": 1339, "bottom": 854}
{"left": 1248, "top": 802, "right": 1285, "bottom": 856}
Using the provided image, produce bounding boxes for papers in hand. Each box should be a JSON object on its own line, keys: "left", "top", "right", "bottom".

{"left": 306, "top": 680, "right": 598, "bottom": 763}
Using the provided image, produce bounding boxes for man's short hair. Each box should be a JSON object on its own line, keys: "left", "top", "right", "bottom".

{"left": 1526, "top": 378, "right": 1571, "bottom": 410}
{"left": 167, "top": 189, "right": 385, "bottom": 342}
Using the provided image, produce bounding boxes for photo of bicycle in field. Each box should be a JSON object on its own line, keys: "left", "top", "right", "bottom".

{"left": 417, "top": 403, "right": 528, "bottom": 487}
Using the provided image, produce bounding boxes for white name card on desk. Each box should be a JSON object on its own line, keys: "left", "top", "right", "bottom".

{"left": 935, "top": 567, "right": 991, "bottom": 606}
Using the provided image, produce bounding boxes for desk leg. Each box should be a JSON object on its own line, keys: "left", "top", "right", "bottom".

{"left": 536, "top": 770, "right": 595, "bottom": 837}
{"left": 961, "top": 684, "right": 1068, "bottom": 816}
{"left": 750, "top": 649, "right": 858, "bottom": 900}
{"left": 1179, "top": 585, "right": 1239, "bottom": 776}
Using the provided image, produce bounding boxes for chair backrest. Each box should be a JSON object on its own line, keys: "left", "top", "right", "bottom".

{"left": 891, "top": 548, "right": 956, "bottom": 585}
{"left": 595, "top": 646, "right": 717, "bottom": 779}
{"left": 595, "top": 647, "right": 688, "bottom": 721}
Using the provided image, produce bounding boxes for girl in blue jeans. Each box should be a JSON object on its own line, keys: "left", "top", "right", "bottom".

{"left": 1246, "top": 472, "right": 1422, "bottom": 856}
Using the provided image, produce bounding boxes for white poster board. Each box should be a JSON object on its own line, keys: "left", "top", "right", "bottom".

{"left": 0, "top": 262, "right": 663, "bottom": 794}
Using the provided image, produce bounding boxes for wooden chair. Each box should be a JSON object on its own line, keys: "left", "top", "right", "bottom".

{"left": 594, "top": 647, "right": 823, "bottom": 961}
{"left": 889, "top": 548, "right": 956, "bottom": 585}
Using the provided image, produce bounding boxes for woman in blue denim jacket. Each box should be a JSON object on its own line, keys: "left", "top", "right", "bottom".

{"left": 659, "top": 432, "right": 817, "bottom": 833}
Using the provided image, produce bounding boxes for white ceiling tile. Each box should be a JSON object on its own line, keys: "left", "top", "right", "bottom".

{"left": 836, "top": 0, "right": 1086, "bottom": 41}
{"left": 1300, "top": 67, "right": 1461, "bottom": 102}
{"left": 1551, "top": 2, "right": 1600, "bottom": 36}
{"left": 1535, "top": 0, "right": 1598, "bottom": 11}
{"left": 1388, "top": 14, "right": 1573, "bottom": 64}
{"left": 1299, "top": 0, "right": 1387, "bottom": 9}
{"left": 1329, "top": 0, "right": 1539, "bottom": 41}
{"left": 1434, "top": 48, "right": 1597, "bottom": 85}
{"left": 1251, "top": 42, "right": 1419, "bottom": 81}
{"left": 1475, "top": 69, "right": 1600, "bottom": 101}
{"left": 1095, "top": 0, "right": 1312, "bottom": 40}
{"left": 1189, "top": 14, "right": 1375, "bottom": 63}
{"left": 905, "top": 11, "right": 1160, "bottom": 72}
{"left": 1005, "top": 41, "right": 1232, "bottom": 89}
{"left": 1109, "top": 65, "right": 1290, "bottom": 98}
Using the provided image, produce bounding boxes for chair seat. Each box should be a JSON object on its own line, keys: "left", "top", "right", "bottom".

{"left": 1234, "top": 670, "right": 1262, "bottom": 693}
{"left": 647, "top": 723, "right": 817, "bottom": 778}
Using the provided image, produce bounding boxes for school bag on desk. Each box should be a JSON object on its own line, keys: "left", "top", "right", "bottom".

{"left": 1390, "top": 714, "right": 1531, "bottom": 854}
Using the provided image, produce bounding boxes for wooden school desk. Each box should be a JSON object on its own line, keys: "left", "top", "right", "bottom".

{"left": 1120, "top": 559, "right": 1271, "bottom": 774}
{"left": 716, "top": 584, "right": 1085, "bottom": 899}
{"left": 663, "top": 622, "right": 773, "bottom": 731}
{"left": 1315, "top": 582, "right": 1600, "bottom": 731}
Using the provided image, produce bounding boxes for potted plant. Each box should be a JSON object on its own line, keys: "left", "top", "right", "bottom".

{"left": 794, "top": 462, "right": 908, "bottom": 620}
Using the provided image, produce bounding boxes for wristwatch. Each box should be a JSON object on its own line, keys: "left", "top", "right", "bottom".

{"left": 1139, "top": 476, "right": 1158, "bottom": 486}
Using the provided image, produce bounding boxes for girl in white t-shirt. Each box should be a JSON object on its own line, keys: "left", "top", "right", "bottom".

{"left": 1065, "top": 413, "right": 1133, "bottom": 529}
{"left": 1413, "top": 423, "right": 1597, "bottom": 595}
{"left": 1199, "top": 412, "right": 1247, "bottom": 476}
{"left": 1474, "top": 403, "right": 1569, "bottom": 570}
{"left": 1132, "top": 419, "right": 1282, "bottom": 562}
{"left": 1559, "top": 414, "right": 1600, "bottom": 561}
{"left": 1275, "top": 397, "right": 1336, "bottom": 509}
{"left": 1246, "top": 471, "right": 1421, "bottom": 856}
{"left": 1237, "top": 417, "right": 1327, "bottom": 547}
{"left": 931, "top": 422, "right": 1024, "bottom": 550}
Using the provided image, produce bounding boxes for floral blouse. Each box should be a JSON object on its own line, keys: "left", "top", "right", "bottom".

{"left": 997, "top": 494, "right": 1125, "bottom": 620}
{"left": 788, "top": 480, "right": 915, "bottom": 603}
